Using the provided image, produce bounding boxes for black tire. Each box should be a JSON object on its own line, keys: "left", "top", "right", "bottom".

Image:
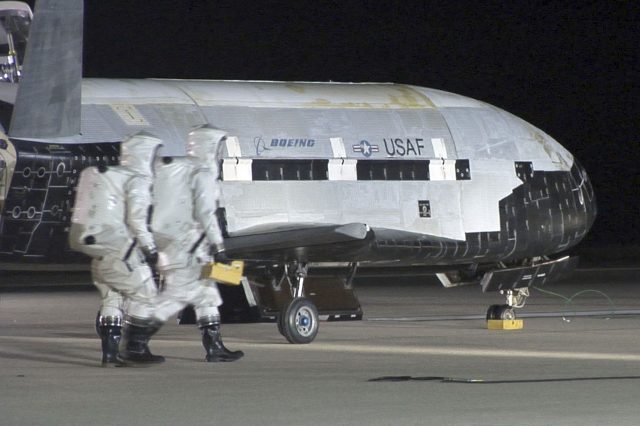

{"left": 280, "top": 297, "right": 319, "bottom": 344}
{"left": 277, "top": 313, "right": 286, "bottom": 336}
{"left": 486, "top": 304, "right": 501, "bottom": 320}
{"left": 487, "top": 304, "right": 516, "bottom": 320}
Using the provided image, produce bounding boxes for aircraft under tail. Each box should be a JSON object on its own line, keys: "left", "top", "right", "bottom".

{"left": 9, "top": 0, "right": 83, "bottom": 139}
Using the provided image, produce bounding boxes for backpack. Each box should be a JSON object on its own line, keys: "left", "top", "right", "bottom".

{"left": 69, "top": 166, "right": 135, "bottom": 259}
{"left": 151, "top": 158, "right": 199, "bottom": 250}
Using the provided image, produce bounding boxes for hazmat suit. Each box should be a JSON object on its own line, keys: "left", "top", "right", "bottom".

{"left": 151, "top": 126, "right": 243, "bottom": 362}
{"left": 87, "top": 132, "right": 164, "bottom": 366}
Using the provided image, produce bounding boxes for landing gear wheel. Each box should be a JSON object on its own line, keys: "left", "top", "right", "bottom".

{"left": 277, "top": 313, "right": 285, "bottom": 336}
{"left": 486, "top": 304, "right": 516, "bottom": 320}
{"left": 280, "top": 297, "right": 319, "bottom": 344}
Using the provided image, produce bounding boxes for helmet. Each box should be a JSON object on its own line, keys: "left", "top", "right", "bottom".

{"left": 186, "top": 126, "right": 227, "bottom": 169}
{"left": 120, "top": 132, "right": 163, "bottom": 176}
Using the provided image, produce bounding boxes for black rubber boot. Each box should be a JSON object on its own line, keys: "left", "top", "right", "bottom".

{"left": 98, "top": 325, "right": 124, "bottom": 367}
{"left": 201, "top": 323, "right": 244, "bottom": 362}
{"left": 120, "top": 318, "right": 165, "bottom": 365}
{"left": 97, "top": 315, "right": 123, "bottom": 367}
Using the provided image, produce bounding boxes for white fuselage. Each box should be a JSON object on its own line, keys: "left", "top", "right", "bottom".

{"left": 76, "top": 79, "right": 575, "bottom": 241}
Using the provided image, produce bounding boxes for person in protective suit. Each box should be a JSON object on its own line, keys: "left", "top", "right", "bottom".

{"left": 151, "top": 126, "right": 244, "bottom": 362}
{"left": 92, "top": 132, "right": 165, "bottom": 367}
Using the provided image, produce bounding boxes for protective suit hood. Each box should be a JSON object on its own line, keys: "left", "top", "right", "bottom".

{"left": 186, "top": 126, "right": 227, "bottom": 169}
{"left": 120, "top": 133, "right": 163, "bottom": 177}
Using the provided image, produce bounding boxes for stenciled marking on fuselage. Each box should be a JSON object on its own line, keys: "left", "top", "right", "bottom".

{"left": 270, "top": 138, "right": 316, "bottom": 148}
{"left": 352, "top": 140, "right": 379, "bottom": 157}
{"left": 254, "top": 137, "right": 316, "bottom": 156}
{"left": 383, "top": 138, "right": 425, "bottom": 157}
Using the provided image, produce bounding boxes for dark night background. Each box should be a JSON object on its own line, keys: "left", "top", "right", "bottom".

{"left": 29, "top": 0, "right": 640, "bottom": 248}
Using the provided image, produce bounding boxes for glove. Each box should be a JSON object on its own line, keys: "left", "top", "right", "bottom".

{"left": 141, "top": 246, "right": 159, "bottom": 266}
{"left": 212, "top": 246, "right": 230, "bottom": 264}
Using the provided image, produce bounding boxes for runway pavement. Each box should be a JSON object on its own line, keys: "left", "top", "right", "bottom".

{"left": 1, "top": 268, "right": 640, "bottom": 425}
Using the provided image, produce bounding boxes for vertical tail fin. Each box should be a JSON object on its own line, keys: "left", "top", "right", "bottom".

{"left": 9, "top": 0, "right": 83, "bottom": 139}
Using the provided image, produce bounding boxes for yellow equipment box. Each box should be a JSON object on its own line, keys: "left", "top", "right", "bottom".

{"left": 487, "top": 319, "right": 524, "bottom": 330}
{"left": 203, "top": 261, "right": 244, "bottom": 285}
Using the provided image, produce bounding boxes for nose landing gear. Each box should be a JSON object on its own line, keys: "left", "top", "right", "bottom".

{"left": 486, "top": 288, "right": 529, "bottom": 320}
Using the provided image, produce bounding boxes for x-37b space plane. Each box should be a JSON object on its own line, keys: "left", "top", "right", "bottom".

{"left": 0, "top": 1, "right": 596, "bottom": 343}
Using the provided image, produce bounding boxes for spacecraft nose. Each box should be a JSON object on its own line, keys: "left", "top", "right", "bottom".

{"left": 571, "top": 159, "right": 597, "bottom": 237}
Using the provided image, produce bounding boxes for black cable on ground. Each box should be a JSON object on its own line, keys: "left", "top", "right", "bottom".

{"left": 531, "top": 285, "right": 617, "bottom": 322}
{"left": 369, "top": 375, "right": 640, "bottom": 384}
